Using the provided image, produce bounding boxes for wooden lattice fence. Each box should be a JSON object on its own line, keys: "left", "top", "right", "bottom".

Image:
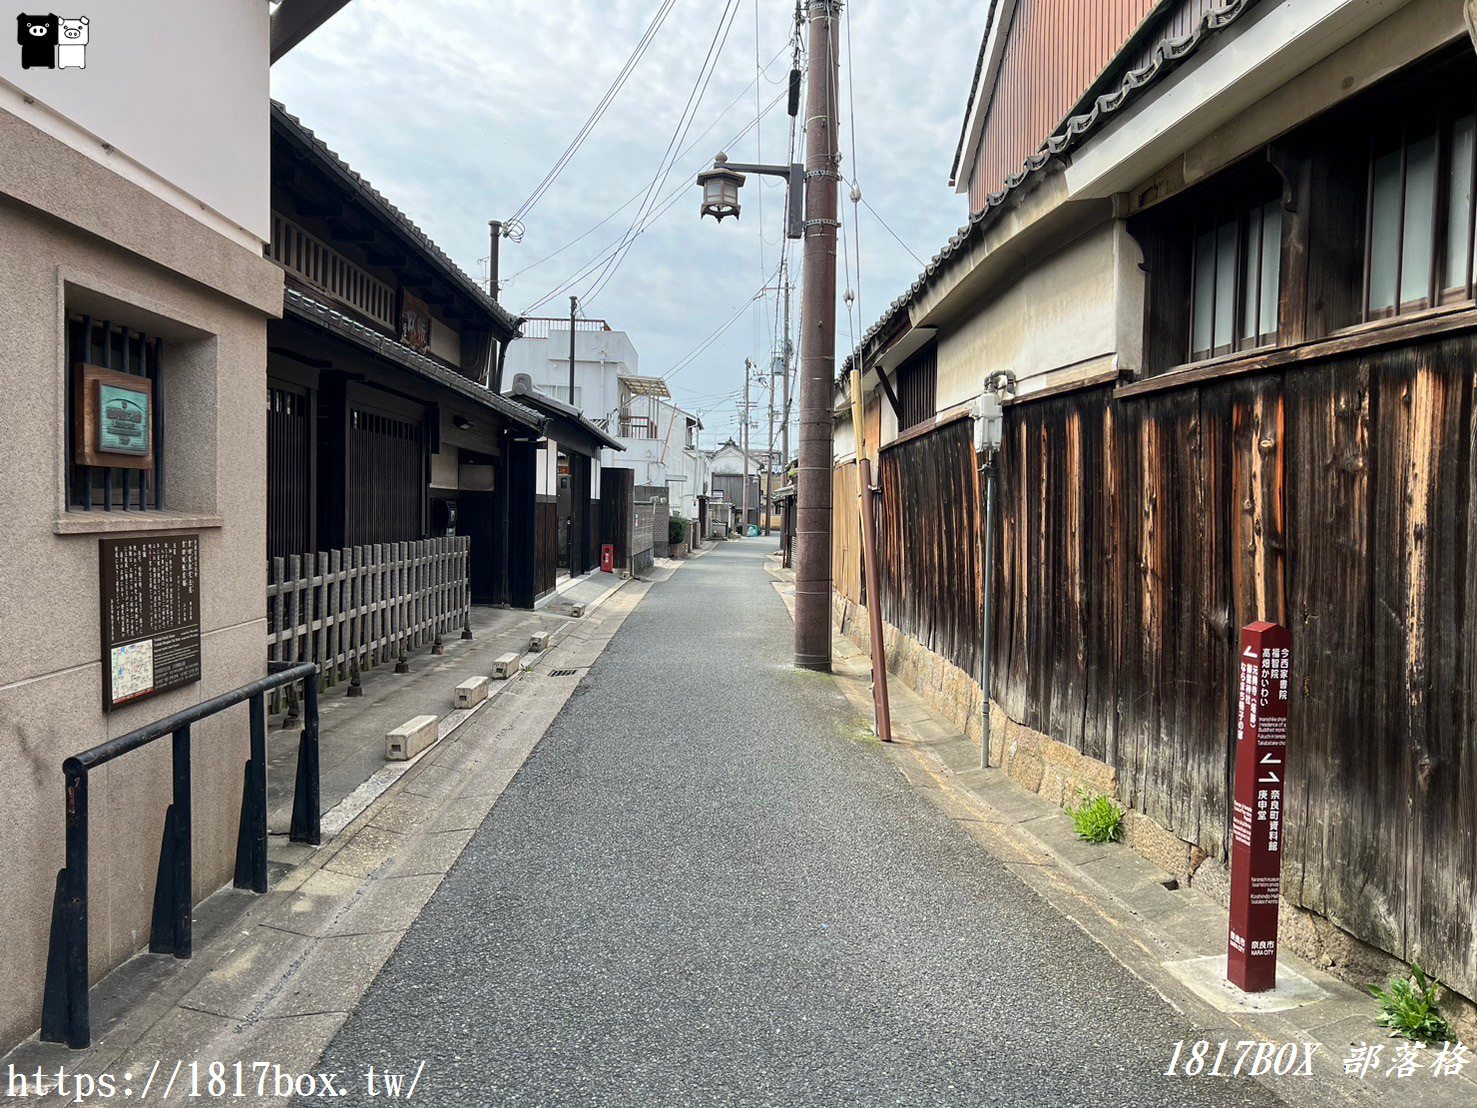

{"left": 267, "top": 538, "right": 471, "bottom": 708}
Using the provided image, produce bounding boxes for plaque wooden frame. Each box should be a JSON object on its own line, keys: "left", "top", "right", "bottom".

{"left": 74, "top": 363, "right": 155, "bottom": 470}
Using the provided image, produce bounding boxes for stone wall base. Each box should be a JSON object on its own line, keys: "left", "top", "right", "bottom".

{"left": 833, "top": 592, "right": 1477, "bottom": 1030}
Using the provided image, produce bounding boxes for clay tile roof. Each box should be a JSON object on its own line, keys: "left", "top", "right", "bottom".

{"left": 851, "top": 0, "right": 1256, "bottom": 375}
{"left": 271, "top": 101, "right": 522, "bottom": 340}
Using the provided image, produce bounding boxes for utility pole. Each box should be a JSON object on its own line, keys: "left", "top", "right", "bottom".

{"left": 741, "top": 358, "right": 753, "bottom": 533}
{"left": 794, "top": 0, "right": 841, "bottom": 671}
{"left": 765, "top": 343, "right": 777, "bottom": 536}
{"left": 488, "top": 220, "right": 502, "bottom": 299}
{"left": 568, "top": 295, "right": 578, "bottom": 410}
{"left": 781, "top": 260, "right": 792, "bottom": 480}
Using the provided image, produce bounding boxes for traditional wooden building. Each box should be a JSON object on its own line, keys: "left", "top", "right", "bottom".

{"left": 842, "top": 0, "right": 1477, "bottom": 1008}
{"left": 267, "top": 104, "right": 549, "bottom": 645}
{"left": 506, "top": 374, "right": 627, "bottom": 597}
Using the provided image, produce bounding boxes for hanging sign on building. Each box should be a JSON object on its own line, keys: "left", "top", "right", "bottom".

{"left": 98, "top": 535, "right": 202, "bottom": 711}
{"left": 1228, "top": 620, "right": 1292, "bottom": 993}
{"left": 400, "top": 291, "right": 432, "bottom": 353}
{"left": 74, "top": 364, "right": 154, "bottom": 469}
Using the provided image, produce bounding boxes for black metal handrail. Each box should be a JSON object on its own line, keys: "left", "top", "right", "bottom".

{"left": 41, "top": 661, "right": 320, "bottom": 1049}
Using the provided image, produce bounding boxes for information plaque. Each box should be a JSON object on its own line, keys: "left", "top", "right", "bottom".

{"left": 99, "top": 535, "right": 202, "bottom": 711}
{"left": 1228, "top": 620, "right": 1292, "bottom": 992}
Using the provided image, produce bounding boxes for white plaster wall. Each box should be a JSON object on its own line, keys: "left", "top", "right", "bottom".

{"left": 430, "top": 314, "right": 462, "bottom": 366}
{"left": 936, "top": 222, "right": 1130, "bottom": 411}
{"left": 0, "top": 0, "right": 270, "bottom": 244}
{"left": 536, "top": 439, "right": 558, "bottom": 497}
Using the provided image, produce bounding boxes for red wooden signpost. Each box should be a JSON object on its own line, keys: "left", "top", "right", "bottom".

{"left": 1228, "top": 620, "right": 1292, "bottom": 992}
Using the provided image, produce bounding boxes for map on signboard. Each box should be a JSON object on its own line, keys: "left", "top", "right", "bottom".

{"left": 110, "top": 639, "right": 154, "bottom": 702}
{"left": 99, "top": 535, "right": 201, "bottom": 711}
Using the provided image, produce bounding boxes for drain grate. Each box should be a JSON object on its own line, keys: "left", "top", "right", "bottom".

{"left": 549, "top": 669, "right": 578, "bottom": 677}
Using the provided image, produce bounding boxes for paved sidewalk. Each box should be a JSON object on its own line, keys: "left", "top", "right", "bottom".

{"left": 304, "top": 538, "right": 1279, "bottom": 1107}
{"left": 265, "top": 570, "right": 629, "bottom": 833}
{"left": 0, "top": 565, "right": 673, "bottom": 1108}
{"left": 765, "top": 555, "right": 1477, "bottom": 1108}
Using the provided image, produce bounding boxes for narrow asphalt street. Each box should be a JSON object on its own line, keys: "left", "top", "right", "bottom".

{"left": 308, "top": 541, "right": 1282, "bottom": 1107}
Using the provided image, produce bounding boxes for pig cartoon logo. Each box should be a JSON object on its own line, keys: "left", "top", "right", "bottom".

{"left": 56, "top": 14, "right": 85, "bottom": 68}
{"left": 15, "top": 13, "right": 87, "bottom": 69}
{"left": 16, "top": 13, "right": 57, "bottom": 69}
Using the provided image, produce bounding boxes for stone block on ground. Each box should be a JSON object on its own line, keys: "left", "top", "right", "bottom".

{"left": 492, "top": 652, "right": 519, "bottom": 679}
{"left": 454, "top": 676, "right": 488, "bottom": 709}
{"left": 386, "top": 715, "right": 439, "bottom": 761}
{"left": 529, "top": 631, "right": 552, "bottom": 652}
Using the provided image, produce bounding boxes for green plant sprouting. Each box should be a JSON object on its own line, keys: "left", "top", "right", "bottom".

{"left": 1369, "top": 963, "right": 1454, "bottom": 1043}
{"left": 1065, "top": 790, "right": 1124, "bottom": 844}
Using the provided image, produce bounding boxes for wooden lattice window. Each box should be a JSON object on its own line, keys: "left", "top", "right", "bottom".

{"left": 1188, "top": 192, "right": 1283, "bottom": 362}
{"left": 896, "top": 344, "right": 937, "bottom": 432}
{"left": 1364, "top": 110, "right": 1477, "bottom": 319}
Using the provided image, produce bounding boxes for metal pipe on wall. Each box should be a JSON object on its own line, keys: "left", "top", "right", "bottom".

{"left": 568, "top": 296, "right": 578, "bottom": 410}
{"left": 980, "top": 453, "right": 996, "bottom": 768}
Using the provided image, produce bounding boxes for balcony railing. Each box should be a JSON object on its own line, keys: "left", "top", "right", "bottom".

{"left": 519, "top": 317, "right": 612, "bottom": 340}
{"left": 618, "top": 416, "right": 658, "bottom": 440}
{"left": 269, "top": 213, "right": 396, "bottom": 329}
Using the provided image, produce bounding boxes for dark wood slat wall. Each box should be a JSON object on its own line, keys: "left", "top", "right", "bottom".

{"left": 346, "top": 407, "right": 423, "bottom": 546}
{"left": 986, "top": 338, "right": 1477, "bottom": 998}
{"left": 267, "top": 385, "right": 313, "bottom": 560}
{"left": 600, "top": 466, "right": 635, "bottom": 569}
{"left": 534, "top": 500, "right": 558, "bottom": 597}
{"left": 874, "top": 419, "right": 983, "bottom": 680}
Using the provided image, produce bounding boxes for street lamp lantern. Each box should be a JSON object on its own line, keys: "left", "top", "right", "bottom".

{"left": 697, "top": 152, "right": 745, "bottom": 222}
{"left": 695, "top": 152, "right": 805, "bottom": 238}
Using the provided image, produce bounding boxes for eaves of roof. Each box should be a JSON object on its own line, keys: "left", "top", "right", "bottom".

{"left": 948, "top": 0, "right": 1006, "bottom": 187}
{"left": 507, "top": 379, "right": 627, "bottom": 453}
{"left": 855, "top": 0, "right": 1256, "bottom": 375}
{"left": 283, "top": 288, "right": 546, "bottom": 431}
{"left": 271, "top": 101, "right": 523, "bottom": 340}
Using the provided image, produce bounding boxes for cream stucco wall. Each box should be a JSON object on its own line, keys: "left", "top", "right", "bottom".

{"left": 935, "top": 220, "right": 1142, "bottom": 415}
{"left": 0, "top": 112, "right": 279, "bottom": 1051}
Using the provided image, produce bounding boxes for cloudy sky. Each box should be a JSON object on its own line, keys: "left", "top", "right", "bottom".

{"left": 272, "top": 0, "right": 983, "bottom": 447}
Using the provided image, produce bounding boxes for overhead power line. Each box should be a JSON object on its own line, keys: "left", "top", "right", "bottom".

{"left": 580, "top": 0, "right": 745, "bottom": 306}
{"left": 521, "top": 85, "right": 789, "bottom": 314}
{"left": 508, "top": 43, "right": 791, "bottom": 288}
{"left": 508, "top": 0, "right": 679, "bottom": 226}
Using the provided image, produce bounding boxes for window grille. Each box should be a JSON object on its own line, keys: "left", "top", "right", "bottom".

{"left": 66, "top": 315, "right": 164, "bottom": 512}
{"left": 896, "top": 345, "right": 937, "bottom": 432}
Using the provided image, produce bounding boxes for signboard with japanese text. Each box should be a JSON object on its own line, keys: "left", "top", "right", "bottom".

{"left": 98, "top": 535, "right": 201, "bottom": 711}
{"left": 1228, "top": 620, "right": 1292, "bottom": 992}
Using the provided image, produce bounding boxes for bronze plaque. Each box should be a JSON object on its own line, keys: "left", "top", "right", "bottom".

{"left": 74, "top": 364, "right": 155, "bottom": 471}
{"left": 99, "top": 535, "right": 202, "bottom": 711}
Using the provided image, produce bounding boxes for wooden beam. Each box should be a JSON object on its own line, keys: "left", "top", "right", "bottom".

{"left": 271, "top": 0, "right": 355, "bottom": 64}
{"left": 876, "top": 365, "right": 902, "bottom": 420}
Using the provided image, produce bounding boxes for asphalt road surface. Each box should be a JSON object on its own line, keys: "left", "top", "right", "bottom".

{"left": 308, "top": 541, "right": 1283, "bottom": 1107}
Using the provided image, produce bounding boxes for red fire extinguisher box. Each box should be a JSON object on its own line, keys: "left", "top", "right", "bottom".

{"left": 601, "top": 544, "right": 615, "bottom": 574}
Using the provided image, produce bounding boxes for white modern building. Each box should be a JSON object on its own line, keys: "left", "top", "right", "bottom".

{"left": 502, "top": 319, "right": 711, "bottom": 520}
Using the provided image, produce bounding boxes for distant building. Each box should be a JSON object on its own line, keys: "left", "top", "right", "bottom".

{"left": 502, "top": 318, "right": 712, "bottom": 526}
